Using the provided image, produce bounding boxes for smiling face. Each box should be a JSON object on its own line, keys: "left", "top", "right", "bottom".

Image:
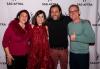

{"left": 50, "top": 7, "right": 61, "bottom": 20}
{"left": 19, "top": 12, "right": 28, "bottom": 24}
{"left": 36, "top": 13, "right": 45, "bottom": 26}
{"left": 69, "top": 5, "right": 80, "bottom": 21}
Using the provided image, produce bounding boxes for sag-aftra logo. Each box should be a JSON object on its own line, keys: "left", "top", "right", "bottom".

{"left": 7, "top": 0, "right": 24, "bottom": 5}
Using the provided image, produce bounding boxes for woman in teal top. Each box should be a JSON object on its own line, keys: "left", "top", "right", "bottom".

{"left": 68, "top": 4, "right": 95, "bottom": 69}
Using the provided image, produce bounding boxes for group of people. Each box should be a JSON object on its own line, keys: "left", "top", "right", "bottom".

{"left": 2, "top": 4, "right": 95, "bottom": 69}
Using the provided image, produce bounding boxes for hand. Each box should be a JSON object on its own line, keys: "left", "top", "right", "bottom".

{"left": 70, "top": 32, "right": 76, "bottom": 41}
{"left": 6, "top": 54, "right": 14, "bottom": 65}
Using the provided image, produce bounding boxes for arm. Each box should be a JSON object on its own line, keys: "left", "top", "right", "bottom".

{"left": 45, "top": 25, "right": 49, "bottom": 39}
{"left": 75, "top": 21, "right": 95, "bottom": 43}
{"left": 4, "top": 47, "right": 14, "bottom": 65}
{"left": 2, "top": 26, "right": 14, "bottom": 65}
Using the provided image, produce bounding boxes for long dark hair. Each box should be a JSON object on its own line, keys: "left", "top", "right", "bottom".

{"left": 15, "top": 10, "right": 30, "bottom": 24}
{"left": 32, "top": 10, "right": 46, "bottom": 26}
{"left": 48, "top": 4, "right": 62, "bottom": 19}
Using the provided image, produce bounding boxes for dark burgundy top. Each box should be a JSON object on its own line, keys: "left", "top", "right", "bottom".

{"left": 2, "top": 19, "right": 32, "bottom": 56}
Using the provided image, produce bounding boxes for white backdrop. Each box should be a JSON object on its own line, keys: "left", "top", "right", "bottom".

{"left": 0, "top": 0, "right": 100, "bottom": 69}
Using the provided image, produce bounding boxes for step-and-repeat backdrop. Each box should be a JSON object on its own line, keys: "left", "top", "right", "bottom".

{"left": 0, "top": 0, "right": 100, "bottom": 69}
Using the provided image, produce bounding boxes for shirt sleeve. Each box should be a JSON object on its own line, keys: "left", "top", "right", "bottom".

{"left": 2, "top": 25, "right": 12, "bottom": 48}
{"left": 75, "top": 20, "right": 95, "bottom": 44}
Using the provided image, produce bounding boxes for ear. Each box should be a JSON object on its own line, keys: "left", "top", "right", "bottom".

{"left": 78, "top": 11, "right": 80, "bottom": 16}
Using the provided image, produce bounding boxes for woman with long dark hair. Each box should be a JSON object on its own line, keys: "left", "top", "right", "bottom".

{"left": 2, "top": 10, "right": 32, "bottom": 69}
{"left": 27, "top": 10, "right": 51, "bottom": 69}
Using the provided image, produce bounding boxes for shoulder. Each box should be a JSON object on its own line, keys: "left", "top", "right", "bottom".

{"left": 47, "top": 18, "right": 52, "bottom": 22}
{"left": 45, "top": 25, "right": 48, "bottom": 30}
{"left": 81, "top": 19, "right": 92, "bottom": 28}
{"left": 61, "top": 15, "right": 72, "bottom": 23}
{"left": 7, "top": 19, "right": 19, "bottom": 30}
{"left": 8, "top": 19, "right": 19, "bottom": 26}
{"left": 81, "top": 19, "right": 91, "bottom": 26}
{"left": 30, "top": 24, "right": 34, "bottom": 28}
{"left": 68, "top": 21, "right": 73, "bottom": 26}
{"left": 26, "top": 24, "right": 33, "bottom": 31}
{"left": 81, "top": 19, "right": 91, "bottom": 24}
{"left": 46, "top": 18, "right": 51, "bottom": 25}
{"left": 5, "top": 19, "right": 18, "bottom": 33}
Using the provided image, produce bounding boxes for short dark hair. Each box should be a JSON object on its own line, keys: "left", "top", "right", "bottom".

{"left": 69, "top": 4, "right": 79, "bottom": 12}
{"left": 48, "top": 4, "right": 62, "bottom": 18}
{"left": 32, "top": 10, "right": 46, "bottom": 26}
{"left": 15, "top": 10, "right": 30, "bottom": 24}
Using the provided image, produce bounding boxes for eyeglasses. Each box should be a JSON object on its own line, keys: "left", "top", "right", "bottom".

{"left": 69, "top": 10, "right": 79, "bottom": 13}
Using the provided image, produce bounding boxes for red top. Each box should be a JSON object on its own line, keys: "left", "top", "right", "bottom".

{"left": 2, "top": 19, "right": 32, "bottom": 56}
{"left": 27, "top": 26, "right": 52, "bottom": 69}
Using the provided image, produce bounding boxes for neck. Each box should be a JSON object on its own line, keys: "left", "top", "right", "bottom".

{"left": 19, "top": 22, "right": 25, "bottom": 29}
{"left": 38, "top": 24, "right": 42, "bottom": 26}
{"left": 73, "top": 18, "right": 80, "bottom": 24}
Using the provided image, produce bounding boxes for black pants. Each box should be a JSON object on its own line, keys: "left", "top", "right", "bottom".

{"left": 7, "top": 56, "right": 27, "bottom": 69}
{"left": 70, "top": 52, "right": 89, "bottom": 69}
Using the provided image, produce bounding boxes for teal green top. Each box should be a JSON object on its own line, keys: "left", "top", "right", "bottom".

{"left": 68, "top": 19, "right": 95, "bottom": 54}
